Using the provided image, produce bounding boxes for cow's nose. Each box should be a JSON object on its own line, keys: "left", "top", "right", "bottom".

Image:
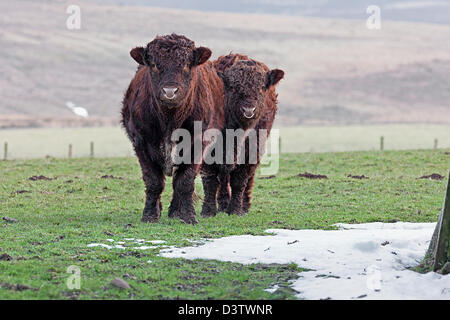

{"left": 162, "top": 87, "right": 179, "bottom": 100}
{"left": 243, "top": 107, "right": 256, "bottom": 119}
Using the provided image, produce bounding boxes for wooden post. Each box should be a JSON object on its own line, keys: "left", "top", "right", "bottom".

{"left": 423, "top": 170, "right": 450, "bottom": 274}
{"left": 278, "top": 136, "right": 282, "bottom": 154}
{"left": 3, "top": 142, "right": 7, "bottom": 161}
{"left": 68, "top": 144, "right": 73, "bottom": 159}
{"left": 434, "top": 139, "right": 438, "bottom": 150}
{"left": 90, "top": 141, "right": 94, "bottom": 158}
{"left": 380, "top": 136, "right": 384, "bottom": 151}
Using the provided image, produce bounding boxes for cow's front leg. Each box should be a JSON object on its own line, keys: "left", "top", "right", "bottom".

{"left": 136, "top": 151, "right": 165, "bottom": 223}
{"left": 169, "top": 164, "right": 199, "bottom": 224}
{"left": 226, "top": 165, "right": 249, "bottom": 216}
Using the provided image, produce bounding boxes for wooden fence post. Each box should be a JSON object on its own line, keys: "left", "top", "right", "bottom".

{"left": 3, "top": 142, "right": 7, "bottom": 161}
{"left": 423, "top": 170, "right": 450, "bottom": 274}
{"left": 68, "top": 144, "right": 73, "bottom": 159}
{"left": 380, "top": 136, "right": 384, "bottom": 151}
{"left": 278, "top": 136, "right": 282, "bottom": 154}
{"left": 90, "top": 141, "right": 94, "bottom": 158}
{"left": 434, "top": 139, "right": 438, "bottom": 150}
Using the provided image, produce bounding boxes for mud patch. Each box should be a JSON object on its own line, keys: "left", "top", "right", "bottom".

{"left": 0, "top": 253, "right": 13, "bottom": 261}
{"left": 347, "top": 174, "right": 369, "bottom": 180}
{"left": 101, "top": 175, "right": 123, "bottom": 180}
{"left": 0, "top": 283, "right": 35, "bottom": 291}
{"left": 2, "top": 216, "right": 18, "bottom": 223}
{"left": 259, "top": 175, "right": 276, "bottom": 180}
{"left": 14, "top": 190, "right": 30, "bottom": 194}
{"left": 419, "top": 174, "right": 444, "bottom": 181}
{"left": 298, "top": 172, "right": 328, "bottom": 179}
{"left": 29, "top": 175, "right": 53, "bottom": 181}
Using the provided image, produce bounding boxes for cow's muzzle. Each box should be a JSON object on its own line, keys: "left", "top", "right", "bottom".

{"left": 160, "top": 87, "right": 180, "bottom": 103}
{"left": 242, "top": 107, "right": 256, "bottom": 119}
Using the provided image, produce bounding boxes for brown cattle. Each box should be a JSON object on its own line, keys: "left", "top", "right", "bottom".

{"left": 121, "top": 34, "right": 225, "bottom": 224}
{"left": 201, "top": 54, "right": 284, "bottom": 217}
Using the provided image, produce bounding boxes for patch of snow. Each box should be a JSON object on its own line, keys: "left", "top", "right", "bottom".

{"left": 87, "top": 243, "right": 127, "bottom": 250}
{"left": 132, "top": 246, "right": 157, "bottom": 250}
{"left": 87, "top": 238, "right": 167, "bottom": 251}
{"left": 147, "top": 240, "right": 166, "bottom": 244}
{"left": 265, "top": 284, "right": 279, "bottom": 293}
{"left": 87, "top": 243, "right": 113, "bottom": 249}
{"left": 159, "top": 222, "right": 450, "bottom": 300}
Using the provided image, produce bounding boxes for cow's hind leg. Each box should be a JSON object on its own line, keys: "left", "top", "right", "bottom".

{"left": 242, "top": 166, "right": 257, "bottom": 214}
{"left": 226, "top": 165, "right": 249, "bottom": 216}
{"left": 217, "top": 173, "right": 231, "bottom": 212}
{"left": 200, "top": 172, "right": 219, "bottom": 217}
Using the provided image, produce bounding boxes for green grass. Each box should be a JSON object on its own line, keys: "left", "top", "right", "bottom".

{"left": 0, "top": 149, "right": 449, "bottom": 299}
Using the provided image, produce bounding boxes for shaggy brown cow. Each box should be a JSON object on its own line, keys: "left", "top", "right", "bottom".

{"left": 201, "top": 54, "right": 284, "bottom": 217}
{"left": 121, "top": 34, "right": 225, "bottom": 224}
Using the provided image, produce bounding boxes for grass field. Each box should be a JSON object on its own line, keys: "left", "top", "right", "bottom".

{"left": 1, "top": 124, "right": 450, "bottom": 159}
{"left": 0, "top": 150, "right": 449, "bottom": 299}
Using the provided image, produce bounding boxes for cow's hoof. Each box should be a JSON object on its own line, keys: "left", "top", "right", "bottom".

{"left": 141, "top": 205, "right": 161, "bottom": 223}
{"left": 218, "top": 203, "right": 228, "bottom": 212}
{"left": 201, "top": 205, "right": 217, "bottom": 218}
{"left": 141, "top": 214, "right": 160, "bottom": 223}
{"left": 225, "top": 206, "right": 245, "bottom": 216}
{"left": 168, "top": 210, "right": 180, "bottom": 219}
{"left": 168, "top": 204, "right": 180, "bottom": 219}
{"left": 179, "top": 215, "right": 198, "bottom": 225}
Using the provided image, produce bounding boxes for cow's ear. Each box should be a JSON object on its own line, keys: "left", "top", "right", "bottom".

{"left": 266, "top": 69, "right": 284, "bottom": 88}
{"left": 192, "top": 47, "right": 212, "bottom": 66}
{"left": 130, "top": 47, "right": 146, "bottom": 65}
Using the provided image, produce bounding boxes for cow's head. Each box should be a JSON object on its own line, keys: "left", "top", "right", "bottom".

{"left": 220, "top": 60, "right": 284, "bottom": 125}
{"left": 130, "top": 34, "right": 212, "bottom": 108}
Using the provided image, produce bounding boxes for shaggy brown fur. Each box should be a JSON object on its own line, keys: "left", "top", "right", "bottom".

{"left": 201, "top": 54, "right": 284, "bottom": 217}
{"left": 121, "top": 34, "right": 225, "bottom": 224}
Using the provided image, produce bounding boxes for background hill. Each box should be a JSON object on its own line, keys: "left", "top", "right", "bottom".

{"left": 97, "top": 0, "right": 450, "bottom": 25}
{"left": 1, "top": 0, "right": 450, "bottom": 127}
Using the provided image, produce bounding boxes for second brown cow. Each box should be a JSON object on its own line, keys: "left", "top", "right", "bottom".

{"left": 201, "top": 54, "right": 284, "bottom": 217}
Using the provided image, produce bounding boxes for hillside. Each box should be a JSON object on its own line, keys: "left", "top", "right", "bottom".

{"left": 1, "top": 0, "right": 450, "bottom": 127}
